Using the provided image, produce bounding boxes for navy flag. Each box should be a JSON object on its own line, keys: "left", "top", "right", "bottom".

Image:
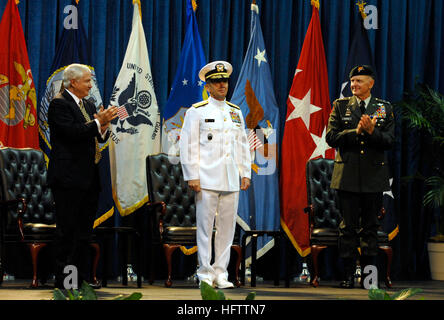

{"left": 231, "top": 2, "right": 280, "bottom": 267}
{"left": 340, "top": 3, "right": 379, "bottom": 98}
{"left": 38, "top": 0, "right": 114, "bottom": 228}
{"left": 161, "top": 0, "right": 207, "bottom": 156}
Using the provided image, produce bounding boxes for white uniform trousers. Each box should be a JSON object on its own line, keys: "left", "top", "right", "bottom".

{"left": 195, "top": 189, "right": 239, "bottom": 283}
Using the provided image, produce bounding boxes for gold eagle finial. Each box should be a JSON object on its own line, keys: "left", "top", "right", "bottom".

{"left": 357, "top": 1, "right": 367, "bottom": 19}
{"left": 311, "top": 0, "right": 320, "bottom": 9}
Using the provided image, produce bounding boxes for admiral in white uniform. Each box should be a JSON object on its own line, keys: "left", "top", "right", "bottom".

{"left": 179, "top": 61, "right": 251, "bottom": 289}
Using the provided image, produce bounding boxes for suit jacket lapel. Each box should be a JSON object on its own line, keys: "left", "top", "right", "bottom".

{"left": 62, "top": 90, "right": 90, "bottom": 122}
{"left": 82, "top": 99, "right": 97, "bottom": 120}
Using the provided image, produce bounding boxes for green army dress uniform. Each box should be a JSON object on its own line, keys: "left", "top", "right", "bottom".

{"left": 326, "top": 95, "right": 395, "bottom": 193}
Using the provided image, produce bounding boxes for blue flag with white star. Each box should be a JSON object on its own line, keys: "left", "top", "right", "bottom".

{"left": 161, "top": 0, "right": 207, "bottom": 155}
{"left": 231, "top": 3, "right": 280, "bottom": 267}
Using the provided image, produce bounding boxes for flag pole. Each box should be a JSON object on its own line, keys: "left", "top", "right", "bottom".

{"left": 133, "top": 0, "right": 142, "bottom": 19}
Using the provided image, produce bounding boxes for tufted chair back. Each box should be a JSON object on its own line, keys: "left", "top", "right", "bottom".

{"left": 146, "top": 153, "right": 196, "bottom": 244}
{"left": 305, "top": 158, "right": 393, "bottom": 288}
{"left": 145, "top": 153, "right": 242, "bottom": 287}
{"left": 0, "top": 148, "right": 104, "bottom": 288}
{"left": 0, "top": 148, "right": 56, "bottom": 235}
{"left": 306, "top": 158, "right": 341, "bottom": 232}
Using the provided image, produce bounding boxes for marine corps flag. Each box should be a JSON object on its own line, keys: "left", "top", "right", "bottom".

{"left": 38, "top": 0, "right": 114, "bottom": 228}
{"left": 280, "top": 0, "right": 334, "bottom": 257}
{"left": 0, "top": 0, "right": 38, "bottom": 149}
{"left": 231, "top": 2, "right": 280, "bottom": 266}
{"left": 109, "top": 0, "right": 161, "bottom": 216}
{"left": 161, "top": 0, "right": 206, "bottom": 156}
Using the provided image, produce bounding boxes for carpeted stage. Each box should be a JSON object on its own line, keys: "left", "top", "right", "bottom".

{"left": 0, "top": 279, "right": 443, "bottom": 301}
{"left": 0, "top": 279, "right": 442, "bottom": 318}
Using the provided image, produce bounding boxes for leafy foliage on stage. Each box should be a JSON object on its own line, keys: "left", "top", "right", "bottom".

{"left": 199, "top": 281, "right": 256, "bottom": 301}
{"left": 52, "top": 281, "right": 142, "bottom": 300}
{"left": 397, "top": 84, "right": 444, "bottom": 241}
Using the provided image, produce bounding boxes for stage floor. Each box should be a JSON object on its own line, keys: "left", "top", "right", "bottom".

{"left": 0, "top": 279, "right": 443, "bottom": 300}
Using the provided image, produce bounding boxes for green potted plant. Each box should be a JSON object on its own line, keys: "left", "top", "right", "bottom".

{"left": 397, "top": 83, "right": 444, "bottom": 280}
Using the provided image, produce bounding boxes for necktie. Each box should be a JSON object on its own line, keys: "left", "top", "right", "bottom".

{"left": 360, "top": 100, "right": 366, "bottom": 115}
{"left": 79, "top": 100, "right": 102, "bottom": 164}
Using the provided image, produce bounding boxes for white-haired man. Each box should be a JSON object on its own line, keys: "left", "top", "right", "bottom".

{"left": 48, "top": 64, "right": 118, "bottom": 289}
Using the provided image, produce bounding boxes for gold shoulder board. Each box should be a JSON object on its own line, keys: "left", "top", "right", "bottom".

{"left": 375, "top": 98, "right": 390, "bottom": 104}
{"left": 226, "top": 101, "right": 240, "bottom": 110}
{"left": 192, "top": 100, "right": 209, "bottom": 108}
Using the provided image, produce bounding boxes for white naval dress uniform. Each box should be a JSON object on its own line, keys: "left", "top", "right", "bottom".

{"left": 179, "top": 96, "right": 251, "bottom": 284}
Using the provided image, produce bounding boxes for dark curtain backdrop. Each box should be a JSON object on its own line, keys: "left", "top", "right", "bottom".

{"left": 1, "top": 0, "right": 443, "bottom": 281}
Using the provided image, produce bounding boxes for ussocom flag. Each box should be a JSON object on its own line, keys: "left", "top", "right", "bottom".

{"left": 109, "top": 0, "right": 161, "bottom": 216}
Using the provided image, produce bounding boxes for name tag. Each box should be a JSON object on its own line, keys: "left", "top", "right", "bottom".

{"left": 342, "top": 117, "right": 352, "bottom": 121}
{"left": 205, "top": 119, "right": 215, "bottom": 123}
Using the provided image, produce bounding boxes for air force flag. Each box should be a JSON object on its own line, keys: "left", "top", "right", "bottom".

{"left": 231, "top": 3, "right": 280, "bottom": 266}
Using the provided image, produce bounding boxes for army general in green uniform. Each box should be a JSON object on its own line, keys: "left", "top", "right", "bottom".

{"left": 326, "top": 65, "right": 395, "bottom": 289}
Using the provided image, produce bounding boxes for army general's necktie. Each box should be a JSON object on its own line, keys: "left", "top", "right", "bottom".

{"left": 79, "top": 100, "right": 102, "bottom": 164}
{"left": 360, "top": 100, "right": 366, "bottom": 115}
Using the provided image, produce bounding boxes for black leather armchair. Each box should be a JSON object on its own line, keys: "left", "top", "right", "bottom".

{"left": 145, "top": 153, "right": 241, "bottom": 287}
{"left": 0, "top": 148, "right": 99, "bottom": 287}
{"left": 305, "top": 158, "right": 393, "bottom": 288}
{"left": 0, "top": 197, "right": 26, "bottom": 285}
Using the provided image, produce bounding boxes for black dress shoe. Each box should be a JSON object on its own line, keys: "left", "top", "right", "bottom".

{"left": 88, "top": 280, "right": 102, "bottom": 290}
{"left": 340, "top": 277, "right": 355, "bottom": 289}
{"left": 54, "top": 281, "right": 64, "bottom": 290}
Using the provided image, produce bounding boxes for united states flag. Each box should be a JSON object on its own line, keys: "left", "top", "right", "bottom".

{"left": 248, "top": 129, "right": 263, "bottom": 151}
{"left": 117, "top": 105, "right": 129, "bottom": 120}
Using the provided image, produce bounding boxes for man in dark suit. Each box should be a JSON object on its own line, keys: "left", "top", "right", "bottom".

{"left": 326, "top": 65, "right": 395, "bottom": 288}
{"left": 48, "top": 64, "right": 118, "bottom": 289}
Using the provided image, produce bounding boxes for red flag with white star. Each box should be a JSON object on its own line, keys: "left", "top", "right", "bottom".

{"left": 0, "top": 0, "right": 39, "bottom": 149}
{"left": 280, "top": 3, "right": 334, "bottom": 257}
